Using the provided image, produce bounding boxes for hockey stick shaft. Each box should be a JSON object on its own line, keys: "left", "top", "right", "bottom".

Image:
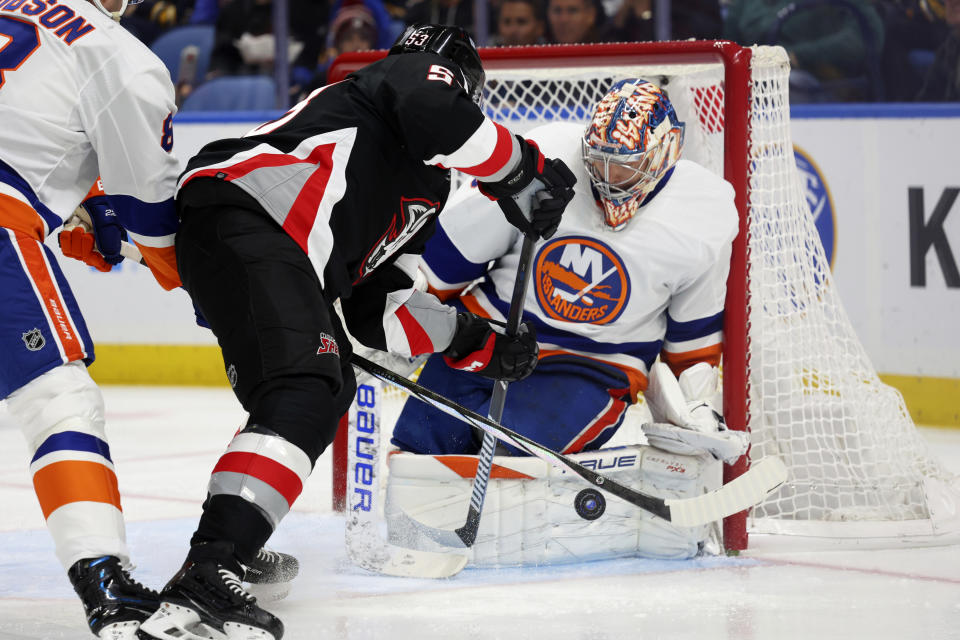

{"left": 63, "top": 215, "right": 144, "bottom": 263}
{"left": 456, "top": 234, "right": 536, "bottom": 547}
{"left": 350, "top": 353, "right": 788, "bottom": 527}
{"left": 352, "top": 353, "right": 671, "bottom": 520}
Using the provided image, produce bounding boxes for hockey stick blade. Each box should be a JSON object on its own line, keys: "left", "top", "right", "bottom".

{"left": 351, "top": 354, "right": 787, "bottom": 528}
{"left": 665, "top": 456, "right": 787, "bottom": 527}
{"left": 346, "top": 516, "right": 468, "bottom": 578}
{"left": 346, "top": 539, "right": 468, "bottom": 578}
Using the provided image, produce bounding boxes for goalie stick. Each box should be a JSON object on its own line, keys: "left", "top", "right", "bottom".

{"left": 351, "top": 353, "right": 789, "bottom": 528}
{"left": 427, "top": 233, "right": 537, "bottom": 549}
{"left": 344, "top": 377, "right": 469, "bottom": 578}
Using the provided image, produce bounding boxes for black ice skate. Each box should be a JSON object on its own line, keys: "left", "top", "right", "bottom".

{"left": 139, "top": 544, "right": 283, "bottom": 640}
{"left": 243, "top": 548, "right": 300, "bottom": 603}
{"left": 68, "top": 555, "right": 160, "bottom": 640}
{"left": 244, "top": 548, "right": 299, "bottom": 585}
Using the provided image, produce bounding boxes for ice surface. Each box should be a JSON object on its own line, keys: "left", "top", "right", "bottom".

{"left": 1, "top": 387, "right": 958, "bottom": 640}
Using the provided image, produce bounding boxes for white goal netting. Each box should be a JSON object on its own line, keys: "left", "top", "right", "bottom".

{"left": 366, "top": 42, "right": 960, "bottom": 547}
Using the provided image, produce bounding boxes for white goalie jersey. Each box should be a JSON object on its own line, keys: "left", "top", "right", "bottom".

{"left": 422, "top": 121, "right": 738, "bottom": 400}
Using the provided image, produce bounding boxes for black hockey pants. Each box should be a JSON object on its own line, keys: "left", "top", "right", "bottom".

{"left": 175, "top": 198, "right": 357, "bottom": 563}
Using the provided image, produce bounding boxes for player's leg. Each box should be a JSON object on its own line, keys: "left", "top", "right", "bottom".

{"left": 142, "top": 204, "right": 348, "bottom": 639}
{"left": 390, "top": 353, "right": 631, "bottom": 456}
{"left": 390, "top": 353, "right": 497, "bottom": 454}
{"left": 0, "top": 229, "right": 158, "bottom": 639}
{"left": 494, "top": 354, "right": 633, "bottom": 455}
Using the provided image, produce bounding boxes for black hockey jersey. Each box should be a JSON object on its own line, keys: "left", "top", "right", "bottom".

{"left": 176, "top": 52, "right": 522, "bottom": 356}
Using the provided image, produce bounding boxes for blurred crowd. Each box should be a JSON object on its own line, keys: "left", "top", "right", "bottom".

{"left": 127, "top": 0, "right": 960, "bottom": 109}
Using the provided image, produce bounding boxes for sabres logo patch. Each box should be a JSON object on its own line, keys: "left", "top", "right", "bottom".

{"left": 534, "top": 236, "right": 630, "bottom": 325}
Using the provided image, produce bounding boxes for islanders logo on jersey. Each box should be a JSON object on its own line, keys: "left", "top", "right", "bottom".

{"left": 794, "top": 145, "right": 837, "bottom": 269}
{"left": 534, "top": 236, "right": 630, "bottom": 324}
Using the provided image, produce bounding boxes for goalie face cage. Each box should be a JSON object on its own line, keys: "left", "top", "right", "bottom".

{"left": 327, "top": 42, "right": 960, "bottom": 551}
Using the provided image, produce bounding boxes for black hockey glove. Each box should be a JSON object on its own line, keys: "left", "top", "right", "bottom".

{"left": 443, "top": 312, "right": 539, "bottom": 382}
{"left": 478, "top": 136, "right": 577, "bottom": 240}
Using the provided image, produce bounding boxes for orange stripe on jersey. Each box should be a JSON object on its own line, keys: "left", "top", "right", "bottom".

{"left": 33, "top": 460, "right": 122, "bottom": 519}
{"left": 436, "top": 455, "right": 535, "bottom": 480}
{"left": 84, "top": 178, "right": 105, "bottom": 199}
{"left": 563, "top": 394, "right": 628, "bottom": 454}
{"left": 426, "top": 283, "right": 465, "bottom": 303}
{"left": 0, "top": 193, "right": 45, "bottom": 240}
{"left": 661, "top": 344, "right": 723, "bottom": 379}
{"left": 459, "top": 293, "right": 493, "bottom": 319}
{"left": 137, "top": 244, "right": 181, "bottom": 290}
{"left": 539, "top": 349, "right": 648, "bottom": 401}
{"left": 14, "top": 233, "right": 85, "bottom": 362}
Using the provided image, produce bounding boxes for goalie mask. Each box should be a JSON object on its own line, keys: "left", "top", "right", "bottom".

{"left": 389, "top": 24, "right": 486, "bottom": 107}
{"left": 582, "top": 79, "right": 685, "bottom": 230}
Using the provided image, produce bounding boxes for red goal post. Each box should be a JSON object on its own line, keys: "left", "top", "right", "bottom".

{"left": 327, "top": 41, "right": 960, "bottom": 552}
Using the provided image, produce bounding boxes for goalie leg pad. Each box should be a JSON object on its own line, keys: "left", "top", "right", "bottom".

{"left": 4, "top": 361, "right": 128, "bottom": 570}
{"left": 384, "top": 445, "right": 722, "bottom": 566}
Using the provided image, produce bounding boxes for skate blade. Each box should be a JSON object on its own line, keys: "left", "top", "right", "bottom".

{"left": 245, "top": 581, "right": 291, "bottom": 602}
{"left": 97, "top": 619, "right": 141, "bottom": 640}
{"left": 139, "top": 603, "right": 220, "bottom": 640}
{"left": 139, "top": 602, "right": 278, "bottom": 640}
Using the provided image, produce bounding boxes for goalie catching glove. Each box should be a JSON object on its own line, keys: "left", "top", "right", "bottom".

{"left": 478, "top": 136, "right": 576, "bottom": 240}
{"left": 443, "top": 312, "right": 538, "bottom": 382}
{"left": 58, "top": 181, "right": 127, "bottom": 272}
{"left": 641, "top": 362, "right": 749, "bottom": 464}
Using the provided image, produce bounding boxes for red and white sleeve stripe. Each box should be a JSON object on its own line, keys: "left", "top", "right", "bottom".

{"left": 425, "top": 119, "right": 520, "bottom": 182}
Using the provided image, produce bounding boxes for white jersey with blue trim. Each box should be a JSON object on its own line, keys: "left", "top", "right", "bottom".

{"left": 421, "top": 121, "right": 738, "bottom": 398}
{"left": 0, "top": 0, "right": 180, "bottom": 287}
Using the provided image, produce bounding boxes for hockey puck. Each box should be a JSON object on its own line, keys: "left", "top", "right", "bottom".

{"left": 574, "top": 488, "right": 606, "bottom": 520}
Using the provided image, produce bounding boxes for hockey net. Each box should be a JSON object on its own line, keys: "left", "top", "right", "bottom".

{"left": 328, "top": 41, "right": 960, "bottom": 550}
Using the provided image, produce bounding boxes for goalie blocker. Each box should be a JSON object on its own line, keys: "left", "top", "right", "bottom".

{"left": 384, "top": 445, "right": 722, "bottom": 565}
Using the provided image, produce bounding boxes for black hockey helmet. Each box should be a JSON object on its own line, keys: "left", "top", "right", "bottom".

{"left": 388, "top": 24, "right": 485, "bottom": 106}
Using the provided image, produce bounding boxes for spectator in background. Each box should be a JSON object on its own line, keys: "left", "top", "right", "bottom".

{"left": 292, "top": 0, "right": 380, "bottom": 101}
{"left": 405, "top": 0, "right": 488, "bottom": 37}
{"left": 188, "top": 0, "right": 220, "bottom": 24}
{"left": 916, "top": 0, "right": 960, "bottom": 99}
{"left": 329, "top": 0, "right": 404, "bottom": 48}
{"left": 491, "top": 0, "right": 547, "bottom": 45}
{"left": 546, "top": 0, "right": 606, "bottom": 43}
{"left": 723, "top": 0, "right": 885, "bottom": 102}
{"left": 605, "top": 0, "right": 721, "bottom": 42}
{"left": 332, "top": 4, "right": 381, "bottom": 53}
{"left": 121, "top": 0, "right": 191, "bottom": 45}
{"left": 875, "top": 0, "right": 948, "bottom": 100}
{"left": 206, "top": 0, "right": 326, "bottom": 79}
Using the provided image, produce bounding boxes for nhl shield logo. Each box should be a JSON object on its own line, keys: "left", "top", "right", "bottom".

{"left": 22, "top": 328, "right": 45, "bottom": 352}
